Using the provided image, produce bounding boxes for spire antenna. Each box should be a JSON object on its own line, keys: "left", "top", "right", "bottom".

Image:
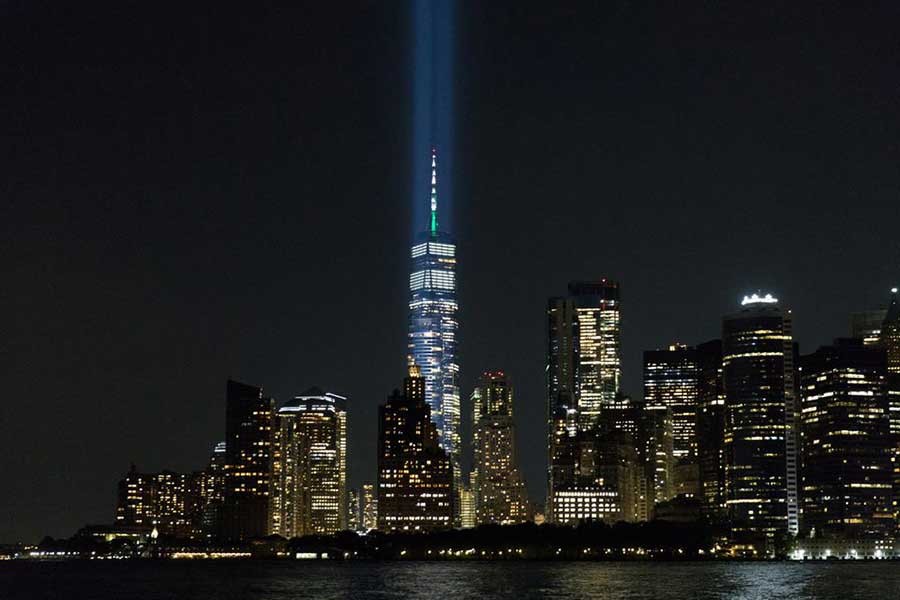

{"left": 429, "top": 146, "right": 438, "bottom": 235}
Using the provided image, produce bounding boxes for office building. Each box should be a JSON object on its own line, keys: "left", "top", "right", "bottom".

{"left": 377, "top": 365, "right": 454, "bottom": 531}
{"left": 643, "top": 344, "right": 699, "bottom": 462}
{"left": 471, "top": 371, "right": 528, "bottom": 525}
{"left": 695, "top": 339, "right": 727, "bottom": 522}
{"left": 407, "top": 148, "right": 461, "bottom": 516}
{"left": 722, "top": 293, "right": 799, "bottom": 543}
{"left": 361, "top": 483, "right": 377, "bottom": 531}
{"left": 272, "top": 389, "right": 348, "bottom": 537}
{"left": 883, "top": 287, "right": 900, "bottom": 374}
{"left": 221, "top": 379, "right": 275, "bottom": 541}
{"left": 547, "top": 279, "right": 621, "bottom": 520}
{"left": 800, "top": 339, "right": 894, "bottom": 539}
{"left": 115, "top": 466, "right": 203, "bottom": 539}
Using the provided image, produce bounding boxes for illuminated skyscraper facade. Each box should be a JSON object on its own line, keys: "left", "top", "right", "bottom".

{"left": 272, "top": 390, "right": 347, "bottom": 538}
{"left": 221, "top": 379, "right": 275, "bottom": 542}
{"left": 408, "top": 148, "right": 461, "bottom": 510}
{"left": 722, "top": 294, "right": 799, "bottom": 544}
{"left": 695, "top": 339, "right": 727, "bottom": 522}
{"left": 361, "top": 483, "right": 377, "bottom": 531}
{"left": 546, "top": 279, "right": 621, "bottom": 520}
{"left": 377, "top": 365, "right": 453, "bottom": 531}
{"left": 116, "top": 466, "right": 204, "bottom": 539}
{"left": 799, "top": 339, "right": 894, "bottom": 539}
{"left": 643, "top": 344, "right": 700, "bottom": 461}
{"left": 883, "top": 288, "right": 900, "bottom": 375}
{"left": 471, "top": 371, "right": 528, "bottom": 525}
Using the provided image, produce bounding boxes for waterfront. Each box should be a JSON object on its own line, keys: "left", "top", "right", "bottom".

{"left": 2, "top": 561, "right": 898, "bottom": 599}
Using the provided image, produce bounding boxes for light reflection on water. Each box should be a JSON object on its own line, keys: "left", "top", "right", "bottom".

{"left": 2, "top": 561, "right": 898, "bottom": 600}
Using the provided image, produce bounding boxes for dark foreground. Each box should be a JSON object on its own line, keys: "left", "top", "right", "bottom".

{"left": 2, "top": 561, "right": 899, "bottom": 600}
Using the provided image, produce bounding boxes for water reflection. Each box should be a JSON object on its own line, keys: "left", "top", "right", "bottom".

{"left": 2, "top": 561, "right": 898, "bottom": 600}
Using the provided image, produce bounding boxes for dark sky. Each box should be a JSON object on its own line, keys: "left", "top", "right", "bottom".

{"left": 3, "top": 1, "right": 899, "bottom": 543}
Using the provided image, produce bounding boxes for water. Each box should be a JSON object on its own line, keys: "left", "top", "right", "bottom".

{"left": 2, "top": 561, "right": 898, "bottom": 599}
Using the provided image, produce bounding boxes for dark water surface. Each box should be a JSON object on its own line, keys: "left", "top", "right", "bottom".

{"left": 3, "top": 561, "right": 899, "bottom": 599}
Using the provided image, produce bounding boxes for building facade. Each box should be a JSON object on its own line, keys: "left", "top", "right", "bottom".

{"left": 695, "top": 339, "right": 727, "bottom": 522}
{"left": 471, "top": 371, "right": 528, "bottom": 525}
{"left": 546, "top": 279, "right": 621, "bottom": 521}
{"left": 361, "top": 483, "right": 377, "bottom": 531}
{"left": 221, "top": 379, "right": 275, "bottom": 541}
{"left": 643, "top": 344, "right": 700, "bottom": 462}
{"left": 272, "top": 389, "right": 347, "bottom": 538}
{"left": 115, "top": 466, "right": 203, "bottom": 539}
{"left": 722, "top": 294, "right": 799, "bottom": 545}
{"left": 377, "top": 365, "right": 454, "bottom": 531}
{"left": 407, "top": 148, "right": 461, "bottom": 516}
{"left": 800, "top": 339, "right": 894, "bottom": 539}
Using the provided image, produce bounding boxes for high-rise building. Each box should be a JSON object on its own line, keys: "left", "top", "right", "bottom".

{"left": 115, "top": 466, "right": 203, "bottom": 539}
{"left": 377, "top": 365, "right": 454, "bottom": 531}
{"left": 722, "top": 294, "right": 799, "bottom": 545}
{"left": 546, "top": 279, "right": 621, "bottom": 520}
{"left": 361, "top": 483, "right": 377, "bottom": 531}
{"left": 637, "top": 404, "right": 674, "bottom": 514}
{"left": 221, "top": 379, "right": 275, "bottom": 542}
{"left": 272, "top": 389, "right": 348, "bottom": 538}
{"left": 883, "top": 287, "right": 900, "bottom": 375}
{"left": 199, "top": 441, "right": 226, "bottom": 537}
{"left": 547, "top": 280, "right": 621, "bottom": 432}
{"left": 799, "top": 339, "right": 894, "bottom": 539}
{"left": 471, "top": 371, "right": 528, "bottom": 525}
{"left": 695, "top": 339, "right": 726, "bottom": 522}
{"left": 643, "top": 344, "right": 699, "bottom": 462}
{"left": 851, "top": 309, "right": 888, "bottom": 347}
{"left": 407, "top": 148, "right": 461, "bottom": 517}
{"left": 459, "top": 481, "right": 476, "bottom": 529}
{"left": 347, "top": 488, "right": 361, "bottom": 532}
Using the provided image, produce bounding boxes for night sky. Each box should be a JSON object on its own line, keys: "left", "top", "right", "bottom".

{"left": 3, "top": 1, "right": 900, "bottom": 543}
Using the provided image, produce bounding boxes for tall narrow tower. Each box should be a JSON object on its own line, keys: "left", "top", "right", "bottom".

{"left": 408, "top": 147, "right": 461, "bottom": 509}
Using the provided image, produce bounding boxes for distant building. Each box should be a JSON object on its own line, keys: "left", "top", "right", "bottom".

{"left": 695, "top": 339, "right": 727, "bottom": 523}
{"left": 800, "top": 339, "right": 894, "bottom": 539}
{"left": 722, "top": 294, "right": 799, "bottom": 543}
{"left": 361, "top": 483, "right": 377, "bottom": 531}
{"left": 471, "top": 371, "right": 528, "bottom": 525}
{"left": 272, "top": 389, "right": 348, "bottom": 538}
{"left": 459, "top": 482, "right": 476, "bottom": 529}
{"left": 377, "top": 365, "right": 453, "bottom": 531}
{"left": 221, "top": 379, "right": 275, "bottom": 541}
{"left": 115, "top": 465, "right": 203, "bottom": 539}
{"left": 643, "top": 344, "right": 700, "bottom": 462}
{"left": 638, "top": 404, "right": 674, "bottom": 514}
{"left": 199, "top": 441, "right": 226, "bottom": 537}
{"left": 883, "top": 288, "right": 900, "bottom": 375}
{"left": 851, "top": 309, "right": 887, "bottom": 346}
{"left": 547, "top": 279, "right": 621, "bottom": 521}
{"left": 347, "top": 488, "right": 361, "bottom": 532}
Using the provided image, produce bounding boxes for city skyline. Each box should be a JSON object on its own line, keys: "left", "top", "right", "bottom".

{"left": 4, "top": 2, "right": 900, "bottom": 545}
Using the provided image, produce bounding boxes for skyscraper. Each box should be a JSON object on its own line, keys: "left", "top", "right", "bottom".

{"left": 546, "top": 279, "right": 621, "bottom": 520}
{"left": 643, "top": 344, "right": 700, "bottom": 462}
{"left": 200, "top": 441, "right": 226, "bottom": 538}
{"left": 272, "top": 389, "right": 347, "bottom": 538}
{"left": 471, "top": 371, "right": 528, "bottom": 525}
{"left": 851, "top": 309, "right": 888, "bottom": 346}
{"left": 799, "top": 339, "right": 894, "bottom": 540}
{"left": 883, "top": 287, "right": 900, "bottom": 375}
{"left": 695, "top": 339, "right": 727, "bottom": 522}
{"left": 361, "top": 483, "right": 377, "bottom": 531}
{"left": 221, "top": 379, "right": 275, "bottom": 542}
{"left": 377, "top": 365, "right": 454, "bottom": 531}
{"left": 407, "top": 148, "right": 461, "bottom": 515}
{"left": 722, "top": 294, "right": 799, "bottom": 546}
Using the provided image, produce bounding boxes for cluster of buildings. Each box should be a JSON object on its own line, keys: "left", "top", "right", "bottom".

{"left": 545, "top": 284, "right": 900, "bottom": 556}
{"left": 106, "top": 146, "right": 899, "bottom": 559}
